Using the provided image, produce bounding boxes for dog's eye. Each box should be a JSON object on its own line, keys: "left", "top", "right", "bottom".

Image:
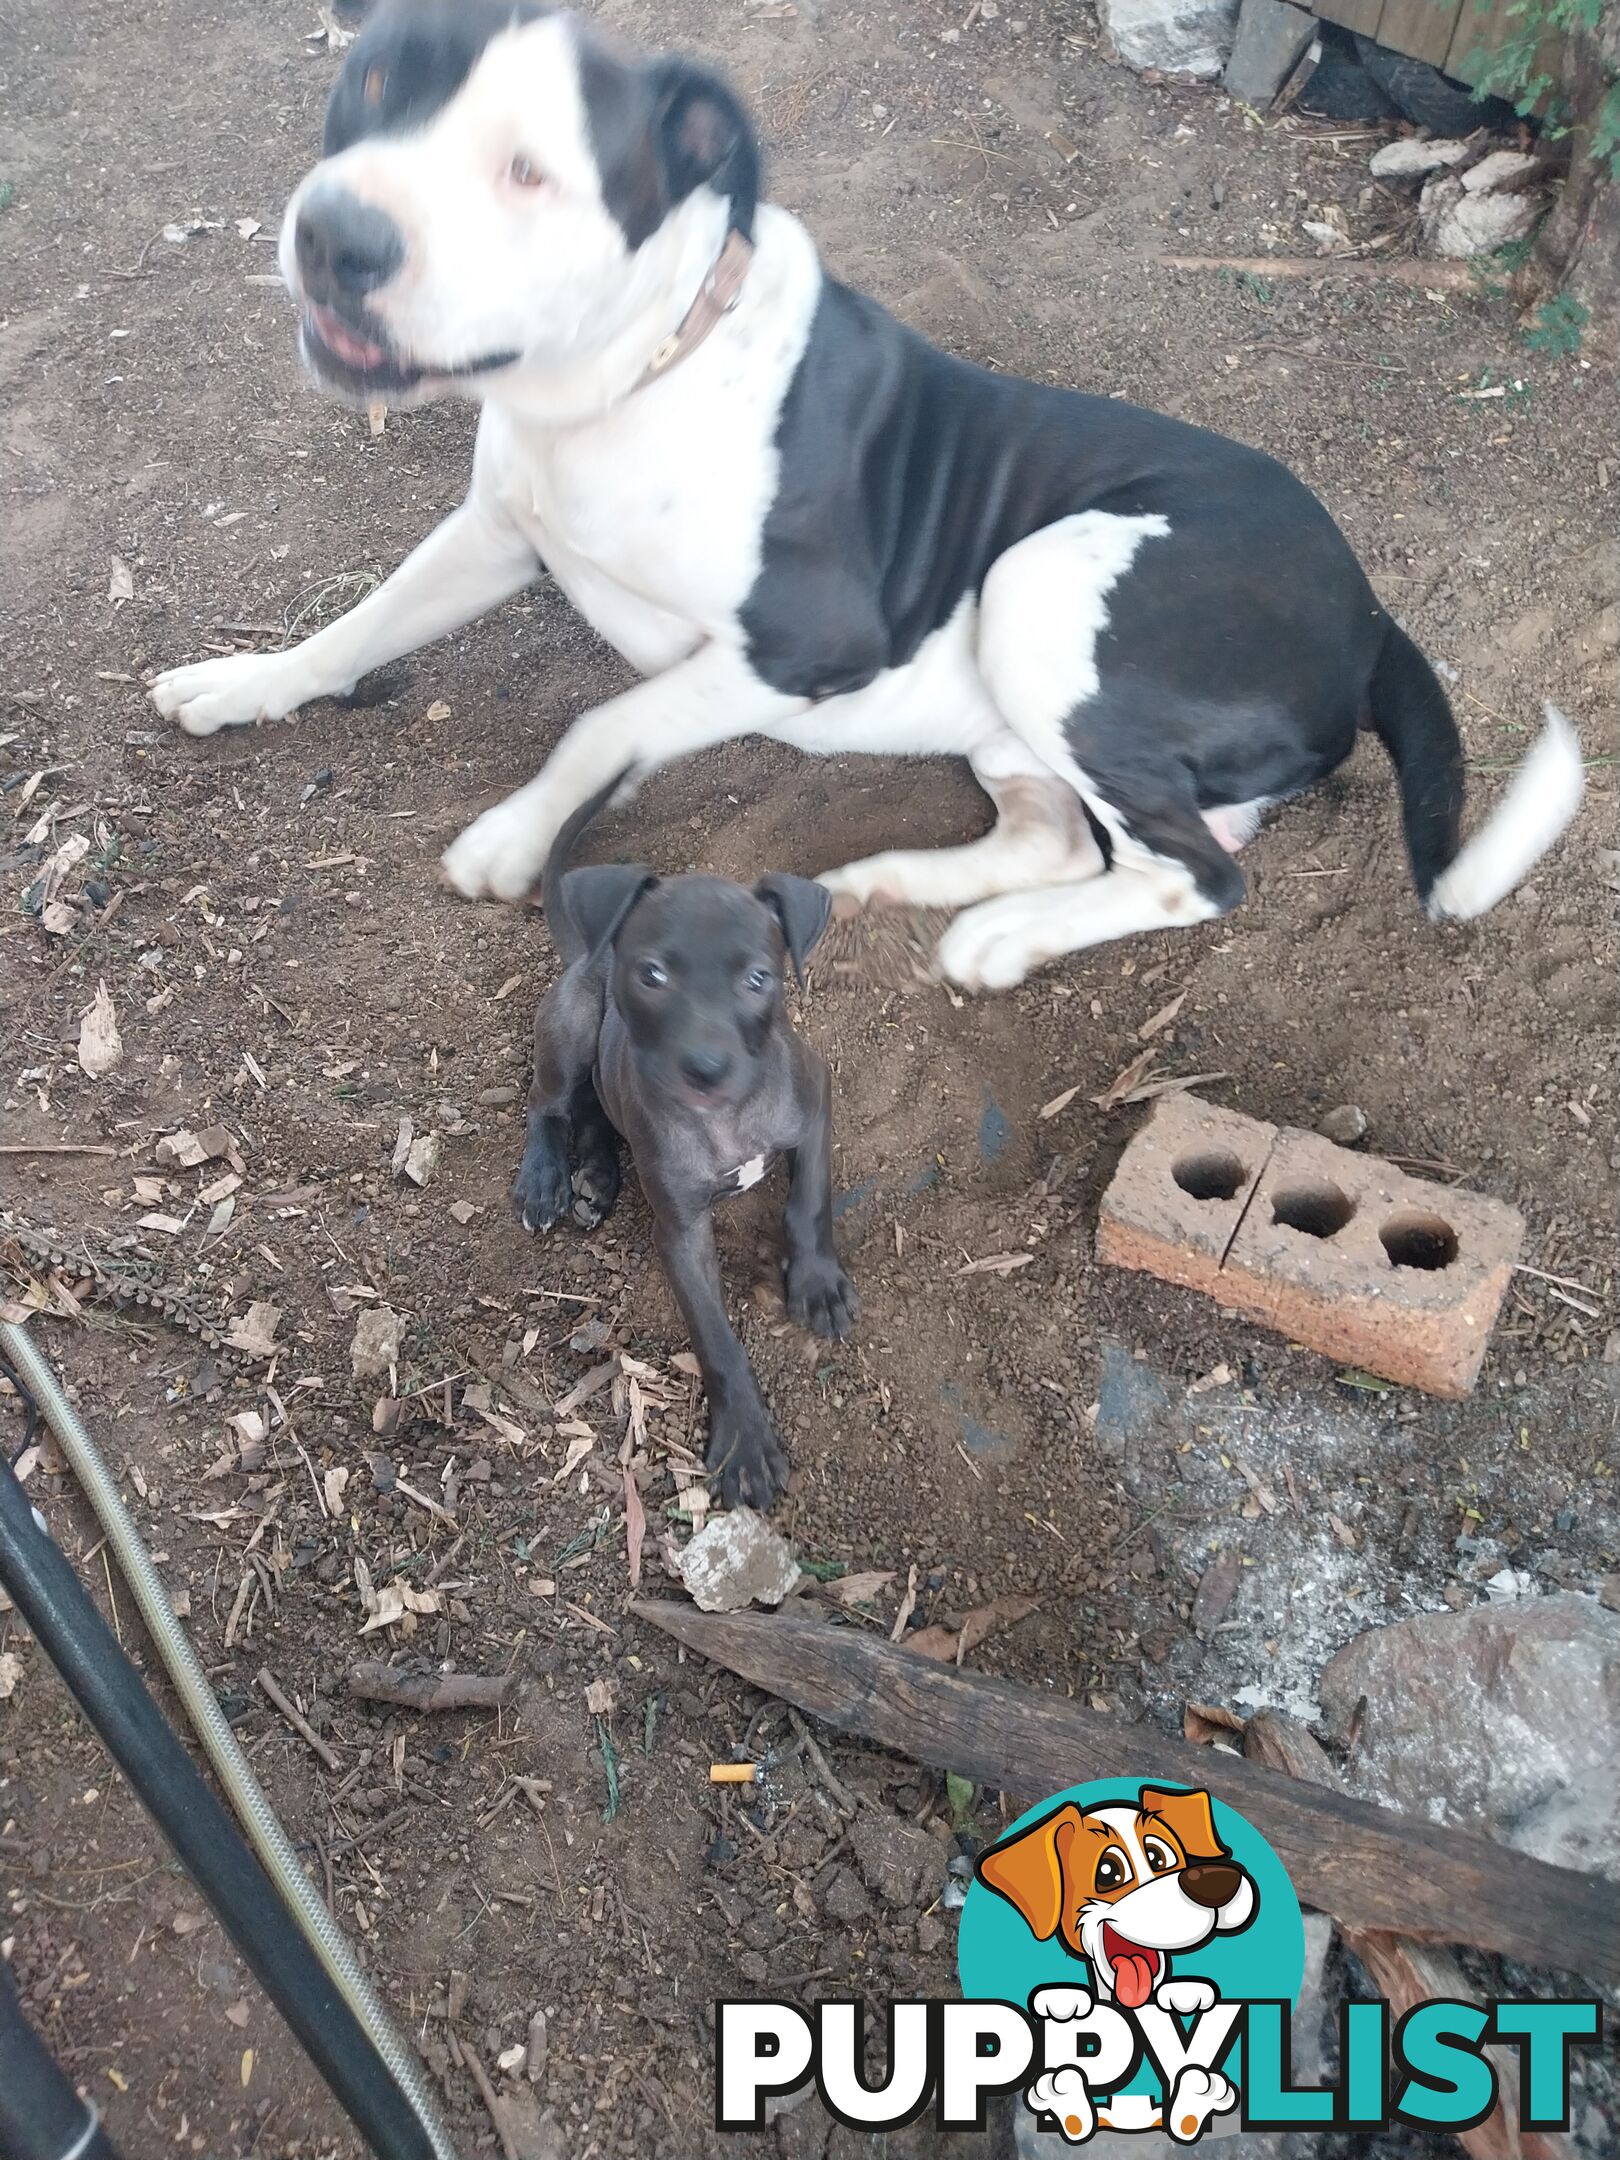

{"left": 638, "top": 959, "right": 668, "bottom": 989}
{"left": 363, "top": 65, "right": 387, "bottom": 106}
{"left": 744, "top": 967, "right": 772, "bottom": 993}
{"left": 1143, "top": 1838, "right": 1178, "bottom": 1874}
{"left": 508, "top": 155, "right": 547, "bottom": 191}
{"left": 1095, "top": 1847, "right": 1130, "bottom": 1891}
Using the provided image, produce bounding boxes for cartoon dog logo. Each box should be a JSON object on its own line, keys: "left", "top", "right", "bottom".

{"left": 976, "top": 1785, "right": 1257, "bottom": 2141}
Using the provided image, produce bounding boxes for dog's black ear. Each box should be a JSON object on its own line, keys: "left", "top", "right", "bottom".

{"left": 561, "top": 866, "right": 657, "bottom": 960}
{"left": 649, "top": 59, "right": 761, "bottom": 237}
{"left": 754, "top": 874, "right": 832, "bottom": 987}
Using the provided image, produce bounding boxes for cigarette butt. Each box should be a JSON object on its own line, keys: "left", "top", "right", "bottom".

{"left": 708, "top": 1762, "right": 761, "bottom": 1785}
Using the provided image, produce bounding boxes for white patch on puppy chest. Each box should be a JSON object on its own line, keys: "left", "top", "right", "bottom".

{"left": 732, "top": 1154, "right": 767, "bottom": 1191}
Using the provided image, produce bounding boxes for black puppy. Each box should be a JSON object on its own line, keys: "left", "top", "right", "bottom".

{"left": 514, "top": 781, "right": 857, "bottom": 1508}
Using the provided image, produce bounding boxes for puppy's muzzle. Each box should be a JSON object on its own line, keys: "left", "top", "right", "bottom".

{"left": 295, "top": 183, "right": 404, "bottom": 308}
{"left": 1179, "top": 1863, "right": 1242, "bottom": 1910}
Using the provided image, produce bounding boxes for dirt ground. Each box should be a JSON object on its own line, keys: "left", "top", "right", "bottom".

{"left": 2, "top": 0, "right": 1617, "bottom": 2154}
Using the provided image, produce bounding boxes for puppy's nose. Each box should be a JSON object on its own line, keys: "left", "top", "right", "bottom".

{"left": 295, "top": 184, "right": 403, "bottom": 302}
{"left": 679, "top": 1047, "right": 733, "bottom": 1092}
{"left": 1179, "top": 1863, "right": 1242, "bottom": 1909}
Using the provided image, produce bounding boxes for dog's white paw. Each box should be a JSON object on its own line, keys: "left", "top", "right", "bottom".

{"left": 818, "top": 855, "right": 915, "bottom": 909}
{"left": 149, "top": 651, "right": 307, "bottom": 736}
{"left": 1154, "top": 1979, "right": 1217, "bottom": 2018}
{"left": 1165, "top": 2065, "right": 1236, "bottom": 2143}
{"left": 442, "top": 793, "right": 552, "bottom": 902}
{"left": 1030, "top": 1986, "right": 1094, "bottom": 2024}
{"left": 935, "top": 898, "right": 1046, "bottom": 991}
{"left": 1026, "top": 2067, "right": 1094, "bottom": 2144}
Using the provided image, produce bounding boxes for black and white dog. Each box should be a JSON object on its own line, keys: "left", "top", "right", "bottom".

{"left": 148, "top": 0, "right": 1583, "bottom": 990}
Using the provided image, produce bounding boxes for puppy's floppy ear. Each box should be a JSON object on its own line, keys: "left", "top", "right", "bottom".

{"left": 975, "top": 1804, "right": 1084, "bottom": 1944}
{"left": 561, "top": 866, "right": 657, "bottom": 961}
{"left": 649, "top": 58, "right": 761, "bottom": 236}
{"left": 1139, "top": 1786, "right": 1228, "bottom": 1864}
{"left": 753, "top": 874, "right": 833, "bottom": 987}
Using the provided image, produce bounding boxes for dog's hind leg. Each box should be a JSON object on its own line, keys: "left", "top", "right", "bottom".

{"left": 819, "top": 732, "right": 1105, "bottom": 912}
{"left": 150, "top": 497, "right": 539, "bottom": 737}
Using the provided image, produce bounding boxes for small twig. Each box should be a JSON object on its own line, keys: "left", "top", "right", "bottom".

{"left": 256, "top": 1667, "right": 339, "bottom": 1772}
{"left": 0, "top": 1143, "right": 118, "bottom": 1157}
{"left": 108, "top": 230, "right": 164, "bottom": 280}
{"left": 347, "top": 1661, "right": 515, "bottom": 1713}
{"left": 465, "top": 2049, "right": 519, "bottom": 2160}
{"left": 786, "top": 1707, "right": 859, "bottom": 1819}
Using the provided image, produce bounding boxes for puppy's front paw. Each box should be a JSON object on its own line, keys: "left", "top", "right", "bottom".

{"left": 706, "top": 1399, "right": 790, "bottom": 1511}
{"left": 148, "top": 651, "right": 306, "bottom": 736}
{"left": 512, "top": 1135, "right": 573, "bottom": 1233}
{"left": 786, "top": 1252, "right": 858, "bottom": 1341}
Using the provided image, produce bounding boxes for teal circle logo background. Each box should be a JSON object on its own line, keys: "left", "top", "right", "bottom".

{"left": 958, "top": 1780, "right": 1305, "bottom": 2024}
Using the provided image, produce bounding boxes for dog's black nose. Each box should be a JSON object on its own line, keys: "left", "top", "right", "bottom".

{"left": 679, "top": 1047, "right": 733, "bottom": 1092}
{"left": 1180, "top": 1863, "right": 1242, "bottom": 1909}
{"left": 295, "top": 184, "right": 403, "bottom": 302}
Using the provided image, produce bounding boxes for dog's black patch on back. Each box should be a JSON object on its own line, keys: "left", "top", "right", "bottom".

{"left": 576, "top": 39, "right": 760, "bottom": 247}
{"left": 323, "top": 0, "right": 553, "bottom": 156}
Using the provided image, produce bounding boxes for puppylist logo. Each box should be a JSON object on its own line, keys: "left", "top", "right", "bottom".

{"left": 715, "top": 1778, "right": 1602, "bottom": 2142}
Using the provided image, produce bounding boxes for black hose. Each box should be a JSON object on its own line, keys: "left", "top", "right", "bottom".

{"left": 0, "top": 1453, "right": 439, "bottom": 2160}
{"left": 0, "top": 1954, "right": 124, "bottom": 2160}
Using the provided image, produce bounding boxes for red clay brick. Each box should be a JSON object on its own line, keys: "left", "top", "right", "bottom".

{"left": 1097, "top": 1098, "right": 1523, "bottom": 1398}
{"left": 1095, "top": 1093, "right": 1276, "bottom": 1302}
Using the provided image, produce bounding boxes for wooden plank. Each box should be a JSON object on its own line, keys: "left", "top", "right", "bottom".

{"left": 634, "top": 1600, "right": 1620, "bottom": 1987}
{"left": 1312, "top": 0, "right": 1386, "bottom": 34}
{"left": 1375, "top": 0, "right": 1464, "bottom": 68}
{"left": 1446, "top": 0, "right": 1562, "bottom": 98}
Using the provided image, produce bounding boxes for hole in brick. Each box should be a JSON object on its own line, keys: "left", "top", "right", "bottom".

{"left": 1380, "top": 1210, "right": 1459, "bottom": 1272}
{"left": 1272, "top": 1182, "right": 1354, "bottom": 1239}
{"left": 1173, "top": 1150, "right": 1246, "bottom": 1203}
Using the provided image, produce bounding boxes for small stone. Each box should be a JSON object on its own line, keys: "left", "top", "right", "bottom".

{"left": 916, "top": 1912, "right": 946, "bottom": 1955}
{"left": 478, "top": 1084, "right": 521, "bottom": 1107}
{"left": 402, "top": 1133, "right": 442, "bottom": 1187}
{"left": 1369, "top": 137, "right": 1471, "bottom": 180}
{"left": 448, "top": 1200, "right": 477, "bottom": 1225}
{"left": 351, "top": 1304, "right": 404, "bottom": 1383}
{"left": 737, "top": 1951, "right": 769, "bottom": 1985}
{"left": 526, "top": 2009, "right": 548, "bottom": 2084}
{"left": 677, "top": 1509, "right": 800, "bottom": 1613}
{"left": 1318, "top": 1104, "right": 1369, "bottom": 1148}
{"left": 1099, "top": 0, "right": 1241, "bottom": 79}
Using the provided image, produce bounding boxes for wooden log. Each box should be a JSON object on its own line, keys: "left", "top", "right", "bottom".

{"left": 346, "top": 1661, "right": 515, "bottom": 1713}
{"left": 633, "top": 1601, "right": 1620, "bottom": 1987}
{"left": 1243, "top": 1711, "right": 1575, "bottom": 2160}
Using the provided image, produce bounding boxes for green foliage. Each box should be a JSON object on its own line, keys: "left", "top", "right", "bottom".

{"left": 0, "top": 182, "right": 14, "bottom": 212}
{"left": 1521, "top": 292, "right": 1591, "bottom": 350}
{"left": 1467, "top": 0, "right": 1620, "bottom": 174}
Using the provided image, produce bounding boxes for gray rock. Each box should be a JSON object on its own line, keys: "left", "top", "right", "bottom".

{"left": 677, "top": 1508, "right": 800, "bottom": 1613}
{"left": 1421, "top": 170, "right": 1544, "bottom": 258}
{"left": 1369, "top": 137, "right": 1471, "bottom": 179}
{"left": 350, "top": 1303, "right": 403, "bottom": 1383}
{"left": 1317, "top": 1104, "right": 1369, "bottom": 1148}
{"left": 1101, "top": 0, "right": 1241, "bottom": 77}
{"left": 851, "top": 1812, "right": 938, "bottom": 1908}
{"left": 1320, "top": 1592, "right": 1620, "bottom": 1878}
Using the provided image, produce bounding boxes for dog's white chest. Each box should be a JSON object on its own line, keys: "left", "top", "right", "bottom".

{"left": 728, "top": 1153, "right": 769, "bottom": 1192}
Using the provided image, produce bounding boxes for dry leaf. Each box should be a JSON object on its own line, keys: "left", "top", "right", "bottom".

{"left": 424, "top": 699, "right": 451, "bottom": 723}
{"left": 108, "top": 555, "right": 135, "bottom": 604}
{"left": 1184, "top": 1701, "right": 1247, "bottom": 1745}
{"left": 323, "top": 1466, "right": 350, "bottom": 1516}
{"left": 957, "top": 1592, "right": 1038, "bottom": 1660}
{"left": 907, "top": 1624, "right": 964, "bottom": 1661}
{"left": 827, "top": 1569, "right": 896, "bottom": 1607}
{"left": 1137, "top": 988, "right": 1188, "bottom": 1041}
{"left": 493, "top": 973, "right": 524, "bottom": 1002}
{"left": 1038, "top": 1083, "right": 1081, "bottom": 1121}
{"left": 225, "top": 1301, "right": 281, "bottom": 1358}
{"left": 0, "top": 1651, "right": 21, "bottom": 1700}
{"left": 624, "top": 1468, "right": 646, "bottom": 1590}
{"left": 78, "top": 981, "right": 123, "bottom": 1079}
{"left": 553, "top": 1433, "right": 594, "bottom": 1484}
{"left": 585, "top": 1677, "right": 618, "bottom": 1716}
{"left": 889, "top": 1564, "right": 918, "bottom": 1642}
{"left": 1092, "top": 1045, "right": 1157, "bottom": 1110}
{"left": 955, "top": 1251, "right": 1033, "bottom": 1278}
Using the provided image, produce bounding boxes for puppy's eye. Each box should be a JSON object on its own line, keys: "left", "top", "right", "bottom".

{"left": 638, "top": 959, "right": 668, "bottom": 989}
{"left": 363, "top": 65, "right": 387, "bottom": 106}
{"left": 1143, "top": 1838, "right": 1178, "bottom": 1875}
{"left": 508, "top": 155, "right": 546, "bottom": 190}
{"left": 1095, "top": 1848, "right": 1130, "bottom": 1892}
{"left": 744, "top": 967, "right": 772, "bottom": 993}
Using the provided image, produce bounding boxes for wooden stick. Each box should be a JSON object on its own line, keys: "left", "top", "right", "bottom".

{"left": 0, "top": 1143, "right": 118, "bottom": 1156}
{"left": 1243, "top": 1711, "right": 1572, "bottom": 2160}
{"left": 256, "top": 1666, "right": 339, "bottom": 1772}
{"left": 346, "top": 1661, "right": 515, "bottom": 1713}
{"left": 1160, "top": 252, "right": 1478, "bottom": 288}
{"left": 464, "top": 2047, "right": 519, "bottom": 2160}
{"left": 633, "top": 1602, "right": 1620, "bottom": 1986}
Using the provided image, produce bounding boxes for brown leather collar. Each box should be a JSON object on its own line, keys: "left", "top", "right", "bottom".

{"left": 631, "top": 228, "right": 754, "bottom": 395}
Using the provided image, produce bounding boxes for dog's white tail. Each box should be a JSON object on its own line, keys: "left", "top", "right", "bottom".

{"left": 1426, "top": 703, "right": 1585, "bottom": 922}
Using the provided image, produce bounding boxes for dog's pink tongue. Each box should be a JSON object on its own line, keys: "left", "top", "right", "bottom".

{"left": 1113, "top": 1950, "right": 1157, "bottom": 2009}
